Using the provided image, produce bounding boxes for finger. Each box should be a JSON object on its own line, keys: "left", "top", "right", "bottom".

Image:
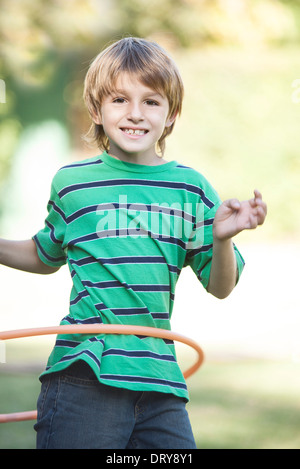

{"left": 254, "top": 189, "right": 262, "bottom": 200}
{"left": 226, "top": 198, "right": 241, "bottom": 210}
{"left": 249, "top": 197, "right": 257, "bottom": 208}
{"left": 256, "top": 205, "right": 267, "bottom": 225}
{"left": 253, "top": 190, "right": 267, "bottom": 213}
{"left": 254, "top": 193, "right": 267, "bottom": 216}
{"left": 245, "top": 213, "right": 259, "bottom": 230}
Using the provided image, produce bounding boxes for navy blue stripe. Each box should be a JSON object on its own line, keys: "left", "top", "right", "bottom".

{"left": 58, "top": 179, "right": 214, "bottom": 208}
{"left": 45, "top": 221, "right": 63, "bottom": 244}
{"left": 175, "top": 164, "right": 191, "bottom": 169}
{"left": 111, "top": 307, "right": 150, "bottom": 316}
{"left": 67, "top": 230, "right": 187, "bottom": 250}
{"left": 168, "top": 264, "right": 181, "bottom": 275}
{"left": 61, "top": 315, "right": 78, "bottom": 324}
{"left": 70, "top": 256, "right": 96, "bottom": 267}
{"left": 48, "top": 200, "right": 67, "bottom": 223}
{"left": 99, "top": 255, "right": 166, "bottom": 264}
{"left": 155, "top": 235, "right": 186, "bottom": 249}
{"left": 110, "top": 309, "right": 168, "bottom": 319}
{"left": 94, "top": 302, "right": 108, "bottom": 311}
{"left": 76, "top": 316, "right": 103, "bottom": 325}
{"left": 70, "top": 255, "right": 179, "bottom": 276}
{"left": 70, "top": 255, "right": 166, "bottom": 266}
{"left": 196, "top": 266, "right": 205, "bottom": 282}
{"left": 83, "top": 279, "right": 125, "bottom": 289}
{"left": 163, "top": 339, "right": 174, "bottom": 345}
{"left": 61, "top": 314, "right": 103, "bottom": 325}
{"left": 102, "top": 349, "right": 176, "bottom": 361}
{"left": 68, "top": 232, "right": 99, "bottom": 245}
{"left": 56, "top": 339, "right": 79, "bottom": 348}
{"left": 89, "top": 337, "right": 105, "bottom": 346}
{"left": 66, "top": 203, "right": 195, "bottom": 225}
{"left": 33, "top": 235, "right": 66, "bottom": 263}
{"left": 100, "top": 374, "right": 187, "bottom": 390}
{"left": 66, "top": 204, "right": 101, "bottom": 224}
{"left": 151, "top": 312, "right": 169, "bottom": 319}
{"left": 204, "top": 218, "right": 214, "bottom": 226}
{"left": 82, "top": 279, "right": 169, "bottom": 292}
{"left": 134, "top": 335, "right": 174, "bottom": 345}
{"left": 195, "top": 218, "right": 214, "bottom": 229}
{"left": 59, "top": 158, "right": 104, "bottom": 170}
{"left": 70, "top": 290, "right": 89, "bottom": 305}
{"left": 59, "top": 350, "right": 101, "bottom": 369}
{"left": 66, "top": 202, "right": 119, "bottom": 224}
{"left": 185, "top": 243, "right": 213, "bottom": 259}
{"left": 131, "top": 284, "right": 169, "bottom": 292}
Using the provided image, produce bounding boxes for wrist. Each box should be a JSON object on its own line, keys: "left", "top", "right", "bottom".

{"left": 212, "top": 229, "right": 233, "bottom": 245}
{"left": 212, "top": 234, "right": 235, "bottom": 259}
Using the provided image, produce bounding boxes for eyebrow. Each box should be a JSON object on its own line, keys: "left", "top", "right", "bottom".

{"left": 111, "top": 88, "right": 164, "bottom": 99}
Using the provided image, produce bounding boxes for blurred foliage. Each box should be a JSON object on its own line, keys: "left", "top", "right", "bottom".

{"left": 166, "top": 47, "right": 300, "bottom": 241}
{"left": 0, "top": 0, "right": 300, "bottom": 237}
{"left": 0, "top": 0, "right": 299, "bottom": 75}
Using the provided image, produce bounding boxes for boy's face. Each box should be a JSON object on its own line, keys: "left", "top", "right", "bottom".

{"left": 93, "top": 73, "right": 175, "bottom": 164}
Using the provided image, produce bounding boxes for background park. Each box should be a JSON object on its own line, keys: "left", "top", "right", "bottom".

{"left": 0, "top": 0, "right": 300, "bottom": 448}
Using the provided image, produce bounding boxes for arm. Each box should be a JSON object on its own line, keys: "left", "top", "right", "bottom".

{"left": 207, "top": 190, "right": 267, "bottom": 299}
{"left": 0, "top": 238, "right": 60, "bottom": 275}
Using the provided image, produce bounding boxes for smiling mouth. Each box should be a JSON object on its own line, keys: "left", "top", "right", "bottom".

{"left": 121, "top": 128, "right": 148, "bottom": 136}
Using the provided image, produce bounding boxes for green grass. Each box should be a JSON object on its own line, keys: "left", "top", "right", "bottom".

{"left": 0, "top": 373, "right": 40, "bottom": 449}
{"left": 187, "top": 360, "right": 300, "bottom": 449}
{"left": 0, "top": 343, "right": 299, "bottom": 449}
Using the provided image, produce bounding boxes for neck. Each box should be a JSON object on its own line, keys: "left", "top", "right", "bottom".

{"left": 107, "top": 149, "right": 166, "bottom": 166}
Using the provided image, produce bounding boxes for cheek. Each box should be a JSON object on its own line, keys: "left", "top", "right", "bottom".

{"left": 151, "top": 110, "right": 170, "bottom": 128}
{"left": 99, "top": 112, "right": 116, "bottom": 131}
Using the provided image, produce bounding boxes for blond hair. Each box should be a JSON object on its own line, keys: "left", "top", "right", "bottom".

{"left": 83, "top": 37, "right": 184, "bottom": 155}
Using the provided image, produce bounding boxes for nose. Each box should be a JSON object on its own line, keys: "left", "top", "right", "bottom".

{"left": 127, "top": 101, "right": 144, "bottom": 122}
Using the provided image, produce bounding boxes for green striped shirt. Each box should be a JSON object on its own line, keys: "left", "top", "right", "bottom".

{"left": 33, "top": 151, "right": 244, "bottom": 401}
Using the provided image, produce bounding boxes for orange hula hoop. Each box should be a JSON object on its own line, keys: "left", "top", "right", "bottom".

{"left": 0, "top": 324, "right": 204, "bottom": 423}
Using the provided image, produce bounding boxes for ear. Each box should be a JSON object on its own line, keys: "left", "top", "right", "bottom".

{"left": 92, "top": 112, "right": 102, "bottom": 125}
{"left": 165, "top": 110, "right": 178, "bottom": 128}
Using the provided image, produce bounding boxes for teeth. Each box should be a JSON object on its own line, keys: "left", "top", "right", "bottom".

{"left": 123, "top": 129, "right": 147, "bottom": 135}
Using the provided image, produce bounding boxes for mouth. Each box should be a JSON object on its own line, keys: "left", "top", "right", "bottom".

{"left": 121, "top": 128, "right": 149, "bottom": 136}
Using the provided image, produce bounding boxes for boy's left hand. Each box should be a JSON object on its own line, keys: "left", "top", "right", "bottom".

{"left": 213, "top": 189, "right": 267, "bottom": 241}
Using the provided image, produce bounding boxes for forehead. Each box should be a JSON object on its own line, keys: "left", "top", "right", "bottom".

{"left": 114, "top": 72, "right": 160, "bottom": 94}
{"left": 107, "top": 72, "right": 166, "bottom": 98}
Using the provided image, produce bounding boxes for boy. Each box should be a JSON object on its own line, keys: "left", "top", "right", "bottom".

{"left": 0, "top": 37, "right": 267, "bottom": 449}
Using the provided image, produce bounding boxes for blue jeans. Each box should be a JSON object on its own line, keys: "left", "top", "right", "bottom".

{"left": 34, "top": 361, "right": 197, "bottom": 449}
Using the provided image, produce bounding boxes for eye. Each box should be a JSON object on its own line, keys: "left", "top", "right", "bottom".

{"left": 145, "top": 99, "right": 159, "bottom": 106}
{"left": 112, "top": 97, "right": 126, "bottom": 104}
